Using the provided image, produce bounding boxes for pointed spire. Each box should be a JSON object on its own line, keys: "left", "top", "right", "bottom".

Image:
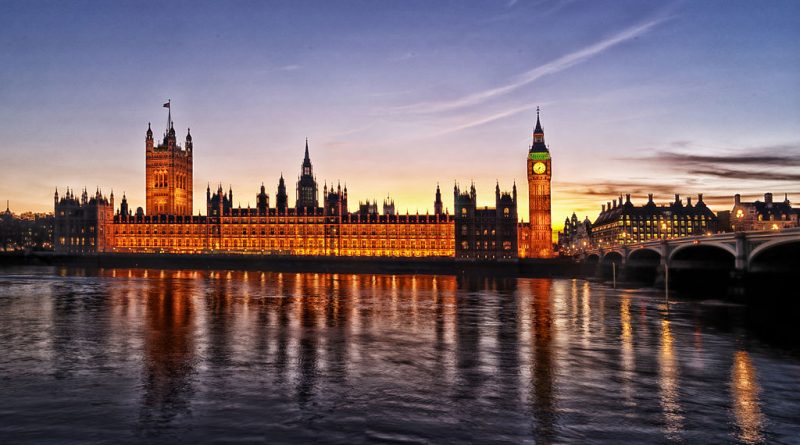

{"left": 534, "top": 106, "right": 543, "bottom": 134}
{"left": 304, "top": 138, "right": 310, "bottom": 161}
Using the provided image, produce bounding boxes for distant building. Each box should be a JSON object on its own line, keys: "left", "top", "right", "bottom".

{"left": 454, "top": 182, "right": 518, "bottom": 261}
{"left": 54, "top": 188, "right": 114, "bottom": 254}
{"left": 591, "top": 193, "right": 718, "bottom": 248}
{"left": 731, "top": 193, "right": 798, "bottom": 231}
{"left": 0, "top": 202, "right": 55, "bottom": 251}
{"left": 557, "top": 213, "right": 592, "bottom": 255}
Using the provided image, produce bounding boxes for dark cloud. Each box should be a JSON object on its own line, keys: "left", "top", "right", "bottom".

{"left": 624, "top": 142, "right": 800, "bottom": 168}
{"left": 556, "top": 180, "right": 693, "bottom": 198}
{"left": 688, "top": 168, "right": 800, "bottom": 182}
{"left": 556, "top": 180, "right": 800, "bottom": 210}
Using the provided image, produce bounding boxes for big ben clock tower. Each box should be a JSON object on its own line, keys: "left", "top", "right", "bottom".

{"left": 527, "top": 108, "right": 553, "bottom": 258}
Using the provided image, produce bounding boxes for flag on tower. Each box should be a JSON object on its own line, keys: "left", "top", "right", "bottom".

{"left": 163, "top": 101, "right": 170, "bottom": 108}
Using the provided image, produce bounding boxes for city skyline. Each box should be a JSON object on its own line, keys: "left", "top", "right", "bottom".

{"left": 1, "top": 1, "right": 799, "bottom": 230}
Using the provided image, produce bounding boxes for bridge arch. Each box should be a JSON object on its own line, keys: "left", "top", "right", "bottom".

{"left": 626, "top": 248, "right": 662, "bottom": 285}
{"left": 668, "top": 242, "right": 736, "bottom": 264}
{"left": 600, "top": 249, "right": 625, "bottom": 262}
{"left": 749, "top": 238, "right": 800, "bottom": 266}
{"left": 667, "top": 243, "right": 736, "bottom": 296}
{"left": 627, "top": 246, "right": 662, "bottom": 262}
{"left": 600, "top": 251, "right": 624, "bottom": 281}
{"left": 581, "top": 253, "right": 600, "bottom": 277}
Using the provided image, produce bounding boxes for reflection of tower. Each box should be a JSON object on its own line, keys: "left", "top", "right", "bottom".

{"left": 530, "top": 279, "right": 555, "bottom": 442}
{"left": 140, "top": 273, "right": 195, "bottom": 428}
{"left": 527, "top": 108, "right": 553, "bottom": 258}
{"left": 296, "top": 276, "right": 319, "bottom": 407}
{"left": 145, "top": 102, "right": 193, "bottom": 216}
{"left": 731, "top": 350, "right": 764, "bottom": 444}
{"left": 659, "top": 318, "right": 684, "bottom": 439}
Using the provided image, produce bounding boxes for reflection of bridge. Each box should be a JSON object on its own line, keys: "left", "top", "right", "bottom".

{"left": 578, "top": 228, "right": 800, "bottom": 295}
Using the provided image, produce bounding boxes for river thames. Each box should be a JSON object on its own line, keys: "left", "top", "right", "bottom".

{"left": 0, "top": 267, "right": 798, "bottom": 444}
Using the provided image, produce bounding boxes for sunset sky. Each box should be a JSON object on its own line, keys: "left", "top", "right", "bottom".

{"left": 1, "top": 0, "right": 798, "bottom": 230}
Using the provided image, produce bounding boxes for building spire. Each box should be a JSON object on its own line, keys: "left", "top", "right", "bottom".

{"left": 534, "top": 106, "right": 543, "bottom": 134}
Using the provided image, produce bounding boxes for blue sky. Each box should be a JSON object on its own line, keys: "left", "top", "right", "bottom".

{"left": 1, "top": 0, "right": 798, "bottom": 227}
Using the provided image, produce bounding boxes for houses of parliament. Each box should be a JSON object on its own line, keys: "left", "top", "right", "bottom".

{"left": 54, "top": 105, "right": 554, "bottom": 260}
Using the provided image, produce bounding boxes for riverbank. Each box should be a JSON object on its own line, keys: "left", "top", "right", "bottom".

{"left": 0, "top": 251, "right": 580, "bottom": 278}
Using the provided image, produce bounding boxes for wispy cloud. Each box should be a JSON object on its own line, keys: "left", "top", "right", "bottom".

{"left": 389, "top": 52, "right": 417, "bottom": 62}
{"left": 273, "top": 64, "right": 300, "bottom": 72}
{"left": 433, "top": 103, "right": 540, "bottom": 135}
{"left": 391, "top": 17, "right": 666, "bottom": 114}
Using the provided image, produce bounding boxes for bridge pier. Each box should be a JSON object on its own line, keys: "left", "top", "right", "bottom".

{"left": 653, "top": 241, "right": 669, "bottom": 290}
{"left": 729, "top": 233, "right": 749, "bottom": 299}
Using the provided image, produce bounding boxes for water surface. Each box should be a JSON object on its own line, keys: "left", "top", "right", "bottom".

{"left": 0, "top": 267, "right": 798, "bottom": 444}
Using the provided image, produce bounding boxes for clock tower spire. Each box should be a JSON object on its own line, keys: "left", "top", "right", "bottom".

{"left": 527, "top": 107, "right": 553, "bottom": 258}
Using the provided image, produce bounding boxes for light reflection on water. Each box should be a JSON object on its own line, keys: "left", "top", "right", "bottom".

{"left": 0, "top": 267, "right": 798, "bottom": 444}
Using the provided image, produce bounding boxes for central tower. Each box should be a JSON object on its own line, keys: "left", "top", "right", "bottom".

{"left": 527, "top": 108, "right": 553, "bottom": 258}
{"left": 296, "top": 139, "right": 319, "bottom": 213}
{"left": 145, "top": 102, "right": 193, "bottom": 216}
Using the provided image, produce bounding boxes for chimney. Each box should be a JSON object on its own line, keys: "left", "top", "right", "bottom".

{"left": 734, "top": 194, "right": 741, "bottom": 205}
{"left": 674, "top": 194, "right": 680, "bottom": 204}
{"left": 698, "top": 193, "right": 704, "bottom": 203}
{"left": 625, "top": 194, "right": 631, "bottom": 204}
{"left": 648, "top": 193, "right": 654, "bottom": 203}
{"left": 687, "top": 196, "right": 692, "bottom": 207}
{"left": 607, "top": 201, "right": 611, "bottom": 210}
{"left": 602, "top": 204, "right": 606, "bottom": 212}
{"left": 765, "top": 192, "right": 773, "bottom": 204}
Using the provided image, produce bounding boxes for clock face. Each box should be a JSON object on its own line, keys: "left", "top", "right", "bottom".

{"left": 533, "top": 161, "right": 546, "bottom": 175}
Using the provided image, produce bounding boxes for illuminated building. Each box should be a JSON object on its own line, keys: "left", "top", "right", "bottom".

{"left": 52, "top": 106, "right": 555, "bottom": 260}
{"left": 730, "top": 193, "right": 798, "bottom": 232}
{"left": 55, "top": 110, "right": 455, "bottom": 257}
{"left": 527, "top": 109, "right": 553, "bottom": 258}
{"left": 590, "top": 193, "right": 718, "bottom": 248}
{"left": 453, "top": 182, "right": 519, "bottom": 260}
{"left": 145, "top": 103, "right": 193, "bottom": 216}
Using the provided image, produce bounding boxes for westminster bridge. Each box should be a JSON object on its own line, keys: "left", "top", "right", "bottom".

{"left": 576, "top": 228, "right": 800, "bottom": 298}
